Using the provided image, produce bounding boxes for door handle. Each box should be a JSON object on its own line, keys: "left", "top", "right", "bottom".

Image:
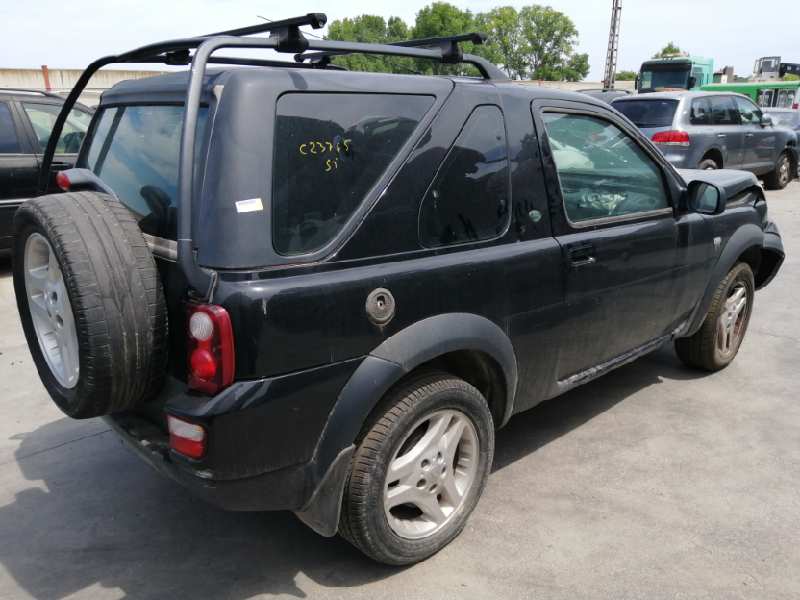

{"left": 745, "top": 133, "right": 755, "bottom": 138}
{"left": 566, "top": 243, "right": 596, "bottom": 268}
{"left": 716, "top": 133, "right": 727, "bottom": 138}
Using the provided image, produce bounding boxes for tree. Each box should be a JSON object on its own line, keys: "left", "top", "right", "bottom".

{"left": 783, "top": 73, "right": 800, "bottom": 81}
{"left": 412, "top": 3, "right": 476, "bottom": 74}
{"left": 326, "top": 15, "right": 414, "bottom": 74}
{"left": 653, "top": 42, "right": 683, "bottom": 58}
{"left": 562, "top": 53, "right": 590, "bottom": 82}
{"left": 615, "top": 70, "right": 637, "bottom": 81}
{"left": 474, "top": 7, "right": 526, "bottom": 79}
{"left": 518, "top": 5, "right": 586, "bottom": 81}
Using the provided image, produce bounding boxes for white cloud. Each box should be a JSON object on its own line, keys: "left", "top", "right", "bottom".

{"left": 0, "top": 0, "right": 796, "bottom": 81}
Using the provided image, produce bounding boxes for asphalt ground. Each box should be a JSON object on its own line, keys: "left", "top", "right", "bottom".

{"left": 0, "top": 183, "right": 797, "bottom": 600}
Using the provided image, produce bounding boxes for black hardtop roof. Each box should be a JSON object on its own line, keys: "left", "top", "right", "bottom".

{"left": 100, "top": 66, "right": 608, "bottom": 108}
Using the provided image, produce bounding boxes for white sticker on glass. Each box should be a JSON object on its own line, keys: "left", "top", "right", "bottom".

{"left": 235, "top": 198, "right": 264, "bottom": 213}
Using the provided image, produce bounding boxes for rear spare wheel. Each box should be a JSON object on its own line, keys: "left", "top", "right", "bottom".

{"left": 13, "top": 191, "right": 168, "bottom": 418}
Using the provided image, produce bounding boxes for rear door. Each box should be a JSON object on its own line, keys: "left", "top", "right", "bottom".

{"left": 709, "top": 95, "right": 745, "bottom": 168}
{"left": 0, "top": 100, "right": 40, "bottom": 250}
{"left": 534, "top": 100, "right": 686, "bottom": 380}
{"left": 0, "top": 100, "right": 39, "bottom": 200}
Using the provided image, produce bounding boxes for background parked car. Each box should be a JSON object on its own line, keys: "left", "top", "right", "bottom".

{"left": 765, "top": 108, "right": 800, "bottom": 175}
{"left": 578, "top": 88, "right": 631, "bottom": 104}
{"left": 0, "top": 89, "right": 92, "bottom": 253}
{"left": 612, "top": 91, "right": 798, "bottom": 189}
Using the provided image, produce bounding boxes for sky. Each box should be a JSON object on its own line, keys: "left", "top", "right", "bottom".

{"left": 1, "top": 0, "right": 797, "bottom": 81}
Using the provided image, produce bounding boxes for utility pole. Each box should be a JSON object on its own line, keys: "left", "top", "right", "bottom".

{"left": 603, "top": 0, "right": 622, "bottom": 90}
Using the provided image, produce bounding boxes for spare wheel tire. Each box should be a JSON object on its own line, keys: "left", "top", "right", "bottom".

{"left": 13, "top": 191, "right": 168, "bottom": 418}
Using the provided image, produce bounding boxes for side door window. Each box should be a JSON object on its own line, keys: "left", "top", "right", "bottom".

{"left": 20, "top": 103, "right": 92, "bottom": 155}
{"left": 418, "top": 105, "right": 510, "bottom": 248}
{"left": 757, "top": 89, "right": 774, "bottom": 108}
{"left": 0, "top": 102, "right": 22, "bottom": 154}
{"left": 542, "top": 111, "right": 669, "bottom": 224}
{"left": 734, "top": 96, "right": 762, "bottom": 125}
{"left": 690, "top": 97, "right": 712, "bottom": 125}
{"left": 710, "top": 96, "right": 740, "bottom": 125}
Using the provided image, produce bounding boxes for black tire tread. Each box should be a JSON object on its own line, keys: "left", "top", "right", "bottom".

{"left": 13, "top": 191, "right": 167, "bottom": 418}
{"left": 339, "top": 372, "right": 492, "bottom": 565}
{"left": 675, "top": 262, "right": 754, "bottom": 372}
{"left": 763, "top": 151, "right": 790, "bottom": 190}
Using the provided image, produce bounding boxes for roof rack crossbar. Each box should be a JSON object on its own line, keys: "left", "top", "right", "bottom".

{"left": 296, "top": 31, "right": 488, "bottom": 66}
{"left": 204, "top": 13, "right": 327, "bottom": 54}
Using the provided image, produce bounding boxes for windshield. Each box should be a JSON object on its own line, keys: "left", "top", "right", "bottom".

{"left": 639, "top": 67, "right": 690, "bottom": 91}
{"left": 615, "top": 99, "right": 679, "bottom": 128}
{"left": 82, "top": 105, "right": 208, "bottom": 239}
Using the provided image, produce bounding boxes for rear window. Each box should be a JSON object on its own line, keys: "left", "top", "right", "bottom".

{"left": 83, "top": 105, "right": 208, "bottom": 239}
{"left": 614, "top": 99, "right": 678, "bottom": 128}
{"left": 273, "top": 93, "right": 434, "bottom": 256}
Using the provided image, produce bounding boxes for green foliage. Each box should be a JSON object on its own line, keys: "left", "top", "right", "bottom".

{"left": 653, "top": 42, "right": 683, "bottom": 59}
{"left": 783, "top": 73, "right": 800, "bottom": 81}
{"left": 326, "top": 15, "right": 415, "bottom": 74}
{"left": 615, "top": 70, "right": 637, "bottom": 81}
{"left": 325, "top": 3, "right": 591, "bottom": 81}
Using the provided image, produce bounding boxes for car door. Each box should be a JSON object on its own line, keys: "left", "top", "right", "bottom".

{"left": 534, "top": 101, "right": 688, "bottom": 380}
{"left": 0, "top": 100, "right": 41, "bottom": 250}
{"left": 709, "top": 95, "right": 745, "bottom": 168}
{"left": 0, "top": 100, "right": 39, "bottom": 200}
{"left": 18, "top": 101, "right": 92, "bottom": 192}
{"left": 734, "top": 95, "right": 780, "bottom": 174}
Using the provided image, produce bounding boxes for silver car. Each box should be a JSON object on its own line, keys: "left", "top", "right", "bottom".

{"left": 613, "top": 91, "right": 798, "bottom": 189}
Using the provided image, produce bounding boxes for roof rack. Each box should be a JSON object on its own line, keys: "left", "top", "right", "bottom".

{"left": 0, "top": 87, "right": 66, "bottom": 99}
{"left": 295, "top": 32, "right": 500, "bottom": 74}
{"left": 40, "top": 13, "right": 507, "bottom": 301}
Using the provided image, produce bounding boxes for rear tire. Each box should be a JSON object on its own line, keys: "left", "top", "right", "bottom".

{"left": 675, "top": 263, "right": 754, "bottom": 371}
{"left": 763, "top": 151, "right": 792, "bottom": 190}
{"left": 698, "top": 158, "right": 720, "bottom": 170}
{"left": 13, "top": 192, "right": 168, "bottom": 418}
{"left": 339, "top": 372, "right": 494, "bottom": 565}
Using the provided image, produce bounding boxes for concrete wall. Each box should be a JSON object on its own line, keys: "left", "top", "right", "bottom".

{"left": 0, "top": 68, "right": 169, "bottom": 106}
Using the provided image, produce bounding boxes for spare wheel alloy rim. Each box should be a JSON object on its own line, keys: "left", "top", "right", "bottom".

{"left": 24, "top": 233, "right": 80, "bottom": 388}
{"left": 383, "top": 409, "right": 479, "bottom": 540}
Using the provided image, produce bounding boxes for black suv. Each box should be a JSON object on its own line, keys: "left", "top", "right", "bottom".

{"left": 0, "top": 89, "right": 92, "bottom": 252}
{"left": 11, "top": 16, "right": 785, "bottom": 565}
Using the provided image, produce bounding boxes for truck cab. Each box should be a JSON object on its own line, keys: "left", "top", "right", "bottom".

{"left": 637, "top": 55, "right": 714, "bottom": 93}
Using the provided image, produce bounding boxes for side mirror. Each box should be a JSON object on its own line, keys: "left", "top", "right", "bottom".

{"left": 687, "top": 76, "right": 697, "bottom": 89}
{"left": 688, "top": 181, "right": 724, "bottom": 215}
{"left": 634, "top": 75, "right": 640, "bottom": 90}
{"left": 761, "top": 114, "right": 774, "bottom": 127}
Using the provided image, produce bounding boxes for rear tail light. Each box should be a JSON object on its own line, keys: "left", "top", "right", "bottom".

{"left": 792, "top": 103, "right": 799, "bottom": 110}
{"left": 187, "top": 303, "right": 235, "bottom": 395}
{"left": 167, "top": 415, "right": 206, "bottom": 459}
{"left": 55, "top": 171, "right": 71, "bottom": 191}
{"left": 651, "top": 130, "right": 691, "bottom": 146}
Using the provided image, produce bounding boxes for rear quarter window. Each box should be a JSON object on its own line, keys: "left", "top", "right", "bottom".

{"left": 272, "top": 93, "right": 434, "bottom": 256}
{"left": 83, "top": 104, "right": 208, "bottom": 239}
{"left": 614, "top": 99, "right": 678, "bottom": 128}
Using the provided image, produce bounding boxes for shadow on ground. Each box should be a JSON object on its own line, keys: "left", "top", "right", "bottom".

{"left": 0, "top": 345, "right": 704, "bottom": 599}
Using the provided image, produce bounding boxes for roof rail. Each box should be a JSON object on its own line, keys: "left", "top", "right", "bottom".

{"left": 39, "top": 13, "right": 508, "bottom": 300}
{"left": 0, "top": 87, "right": 65, "bottom": 99}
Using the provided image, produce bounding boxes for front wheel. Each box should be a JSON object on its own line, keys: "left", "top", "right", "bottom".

{"left": 763, "top": 151, "right": 792, "bottom": 190}
{"left": 339, "top": 372, "right": 494, "bottom": 565}
{"left": 675, "top": 263, "right": 754, "bottom": 371}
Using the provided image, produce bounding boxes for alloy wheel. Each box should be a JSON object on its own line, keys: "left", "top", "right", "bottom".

{"left": 383, "top": 409, "right": 479, "bottom": 540}
{"left": 23, "top": 233, "right": 79, "bottom": 388}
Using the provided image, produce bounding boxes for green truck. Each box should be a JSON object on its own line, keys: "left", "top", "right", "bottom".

{"left": 637, "top": 55, "right": 714, "bottom": 93}
{"left": 701, "top": 81, "right": 800, "bottom": 110}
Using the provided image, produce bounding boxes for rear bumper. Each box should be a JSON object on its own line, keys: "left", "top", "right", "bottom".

{"left": 105, "top": 357, "right": 362, "bottom": 516}
{"left": 105, "top": 412, "right": 310, "bottom": 510}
